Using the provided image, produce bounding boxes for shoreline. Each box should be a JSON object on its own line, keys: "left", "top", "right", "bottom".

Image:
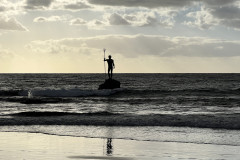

{"left": 1, "top": 125, "right": 240, "bottom": 146}
{"left": 1, "top": 131, "right": 240, "bottom": 160}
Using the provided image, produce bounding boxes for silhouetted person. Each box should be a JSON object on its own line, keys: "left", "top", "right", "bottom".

{"left": 104, "top": 55, "right": 115, "bottom": 79}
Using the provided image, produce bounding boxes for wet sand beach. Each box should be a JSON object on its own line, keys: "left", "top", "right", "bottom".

{"left": 0, "top": 131, "right": 240, "bottom": 160}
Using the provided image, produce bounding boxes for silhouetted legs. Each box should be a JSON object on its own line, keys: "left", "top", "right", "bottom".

{"left": 108, "top": 67, "right": 113, "bottom": 79}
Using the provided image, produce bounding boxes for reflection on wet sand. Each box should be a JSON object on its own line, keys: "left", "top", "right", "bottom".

{"left": 68, "top": 138, "right": 134, "bottom": 160}
{"left": 68, "top": 104, "right": 134, "bottom": 159}
{"left": 106, "top": 103, "right": 114, "bottom": 156}
{"left": 107, "top": 138, "right": 113, "bottom": 155}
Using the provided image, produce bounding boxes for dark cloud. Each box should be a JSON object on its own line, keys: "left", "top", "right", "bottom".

{"left": 0, "top": 17, "right": 28, "bottom": 31}
{"left": 88, "top": 0, "right": 238, "bottom": 8}
{"left": 203, "top": 0, "right": 236, "bottom": 6}
{"left": 221, "top": 19, "right": 240, "bottom": 30}
{"left": 70, "top": 18, "right": 87, "bottom": 25}
{"left": 211, "top": 6, "right": 240, "bottom": 19}
{"left": 64, "top": 2, "right": 91, "bottom": 10}
{"left": 25, "top": 0, "right": 54, "bottom": 9}
{"left": 94, "top": 20, "right": 104, "bottom": 25}
{"left": 142, "top": 16, "right": 162, "bottom": 27}
{"left": 109, "top": 12, "right": 175, "bottom": 28}
{"left": 109, "top": 13, "right": 130, "bottom": 25}
{"left": 208, "top": 5, "right": 240, "bottom": 30}
{"left": 0, "top": 6, "right": 6, "bottom": 12}
{"left": 88, "top": 0, "right": 194, "bottom": 8}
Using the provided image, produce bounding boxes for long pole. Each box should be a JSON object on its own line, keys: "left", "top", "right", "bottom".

{"left": 103, "top": 48, "right": 107, "bottom": 79}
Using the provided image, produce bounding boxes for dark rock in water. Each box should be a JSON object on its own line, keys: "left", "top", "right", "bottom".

{"left": 98, "top": 79, "right": 121, "bottom": 90}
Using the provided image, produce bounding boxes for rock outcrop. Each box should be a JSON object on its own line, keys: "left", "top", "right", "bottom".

{"left": 98, "top": 79, "right": 121, "bottom": 90}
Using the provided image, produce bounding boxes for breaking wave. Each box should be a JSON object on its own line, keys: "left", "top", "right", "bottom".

{"left": 0, "top": 87, "right": 239, "bottom": 97}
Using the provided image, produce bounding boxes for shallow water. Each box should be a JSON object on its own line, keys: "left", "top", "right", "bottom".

{"left": 1, "top": 126, "right": 240, "bottom": 146}
{"left": 0, "top": 73, "right": 239, "bottom": 129}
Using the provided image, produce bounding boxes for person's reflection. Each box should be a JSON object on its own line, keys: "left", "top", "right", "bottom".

{"left": 106, "top": 138, "right": 113, "bottom": 155}
{"left": 105, "top": 103, "right": 113, "bottom": 156}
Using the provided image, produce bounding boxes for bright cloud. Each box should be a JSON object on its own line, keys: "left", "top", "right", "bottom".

{"left": 26, "top": 35, "right": 240, "bottom": 57}
{"left": 33, "top": 16, "right": 63, "bottom": 22}
{"left": 184, "top": 7, "right": 219, "bottom": 30}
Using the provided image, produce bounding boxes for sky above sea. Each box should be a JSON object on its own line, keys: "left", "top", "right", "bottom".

{"left": 1, "top": 0, "right": 240, "bottom": 73}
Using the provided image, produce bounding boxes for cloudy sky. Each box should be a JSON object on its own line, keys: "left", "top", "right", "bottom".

{"left": 1, "top": 0, "right": 240, "bottom": 73}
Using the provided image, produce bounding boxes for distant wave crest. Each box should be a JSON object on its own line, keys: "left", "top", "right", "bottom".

{"left": 0, "top": 90, "right": 21, "bottom": 96}
{"left": 10, "top": 111, "right": 118, "bottom": 117}
{"left": 0, "top": 87, "right": 239, "bottom": 97}
{"left": 1, "top": 111, "right": 240, "bottom": 130}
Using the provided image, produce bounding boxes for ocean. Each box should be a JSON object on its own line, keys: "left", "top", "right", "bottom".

{"left": 0, "top": 73, "right": 240, "bottom": 146}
